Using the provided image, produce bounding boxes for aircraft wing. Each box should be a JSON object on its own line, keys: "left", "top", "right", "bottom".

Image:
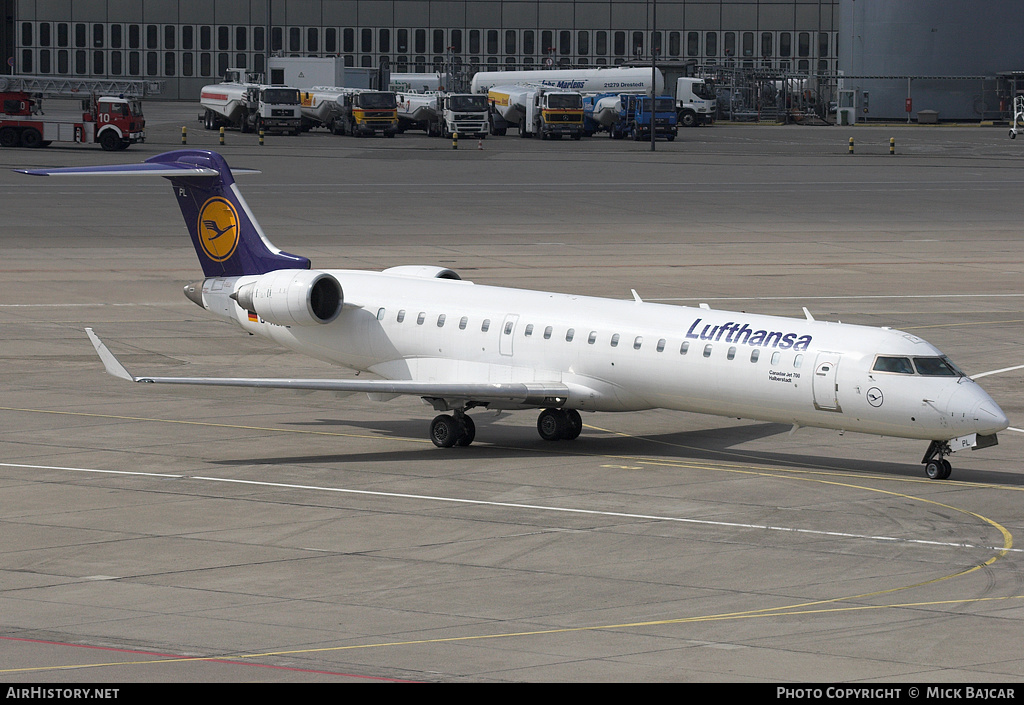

{"left": 86, "top": 329, "right": 568, "bottom": 407}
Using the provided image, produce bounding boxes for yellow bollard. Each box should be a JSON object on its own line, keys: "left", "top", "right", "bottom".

{"left": 452, "top": 132, "right": 458, "bottom": 150}
{"left": 848, "top": 137, "right": 854, "bottom": 154}
{"left": 890, "top": 137, "right": 895, "bottom": 155}
{"left": 181, "top": 126, "right": 187, "bottom": 145}
{"left": 259, "top": 129, "right": 264, "bottom": 146}
{"left": 219, "top": 126, "right": 225, "bottom": 145}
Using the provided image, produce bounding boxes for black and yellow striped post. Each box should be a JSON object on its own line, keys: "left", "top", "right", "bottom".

{"left": 219, "top": 126, "right": 225, "bottom": 145}
{"left": 848, "top": 137, "right": 854, "bottom": 154}
{"left": 181, "top": 126, "right": 187, "bottom": 144}
{"left": 259, "top": 129, "right": 265, "bottom": 146}
{"left": 452, "top": 131, "right": 458, "bottom": 149}
{"left": 890, "top": 137, "right": 895, "bottom": 155}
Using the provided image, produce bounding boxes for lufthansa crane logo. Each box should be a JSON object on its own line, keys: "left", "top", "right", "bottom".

{"left": 197, "top": 197, "right": 240, "bottom": 262}
{"left": 867, "top": 387, "right": 884, "bottom": 408}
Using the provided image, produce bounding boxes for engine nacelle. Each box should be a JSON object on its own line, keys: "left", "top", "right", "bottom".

{"left": 382, "top": 265, "right": 462, "bottom": 280}
{"left": 232, "top": 270, "right": 343, "bottom": 326}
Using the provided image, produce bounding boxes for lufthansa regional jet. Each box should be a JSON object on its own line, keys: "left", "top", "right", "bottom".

{"left": 19, "top": 150, "right": 1009, "bottom": 480}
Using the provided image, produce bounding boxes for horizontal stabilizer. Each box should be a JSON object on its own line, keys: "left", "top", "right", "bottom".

{"left": 17, "top": 150, "right": 306, "bottom": 278}
{"left": 18, "top": 163, "right": 223, "bottom": 177}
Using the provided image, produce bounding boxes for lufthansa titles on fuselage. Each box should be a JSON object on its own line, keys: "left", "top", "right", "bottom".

{"left": 685, "top": 318, "right": 813, "bottom": 351}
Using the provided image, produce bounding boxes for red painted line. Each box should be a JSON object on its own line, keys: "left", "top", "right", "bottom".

{"left": 0, "top": 635, "right": 418, "bottom": 682}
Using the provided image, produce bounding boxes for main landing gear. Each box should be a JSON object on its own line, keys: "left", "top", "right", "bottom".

{"left": 428, "top": 407, "right": 583, "bottom": 448}
{"left": 537, "top": 408, "right": 583, "bottom": 441}
{"left": 922, "top": 440, "right": 953, "bottom": 480}
{"left": 429, "top": 410, "right": 476, "bottom": 448}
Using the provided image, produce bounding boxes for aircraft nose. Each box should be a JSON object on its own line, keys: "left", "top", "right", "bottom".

{"left": 972, "top": 399, "right": 1009, "bottom": 435}
{"left": 949, "top": 384, "right": 1009, "bottom": 435}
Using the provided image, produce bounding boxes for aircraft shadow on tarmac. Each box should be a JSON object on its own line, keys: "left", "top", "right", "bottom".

{"left": 213, "top": 417, "right": 1024, "bottom": 485}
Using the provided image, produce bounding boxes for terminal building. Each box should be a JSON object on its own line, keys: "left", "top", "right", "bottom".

{"left": 2, "top": 1, "right": 1021, "bottom": 120}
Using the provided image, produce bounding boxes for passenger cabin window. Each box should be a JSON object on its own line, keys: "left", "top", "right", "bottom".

{"left": 437, "top": 314, "right": 446, "bottom": 327}
{"left": 794, "top": 354, "right": 803, "bottom": 368}
{"left": 544, "top": 326, "right": 552, "bottom": 339}
{"left": 771, "top": 351, "right": 781, "bottom": 365}
{"left": 750, "top": 349, "right": 759, "bottom": 363}
{"left": 657, "top": 339, "right": 666, "bottom": 352}
{"left": 727, "top": 346, "right": 736, "bottom": 360}
{"left": 680, "top": 341, "right": 689, "bottom": 355}
{"left": 703, "top": 344, "right": 712, "bottom": 358}
{"left": 416, "top": 312, "right": 425, "bottom": 325}
{"left": 633, "top": 336, "right": 643, "bottom": 350}
{"left": 525, "top": 324, "right": 534, "bottom": 337}
{"left": 377, "top": 307, "right": 385, "bottom": 320}
{"left": 459, "top": 316, "right": 468, "bottom": 330}
{"left": 504, "top": 321, "right": 514, "bottom": 335}
{"left": 611, "top": 334, "right": 620, "bottom": 347}
{"left": 396, "top": 309, "right": 405, "bottom": 323}
{"left": 588, "top": 331, "right": 597, "bottom": 344}
{"left": 873, "top": 356, "right": 914, "bottom": 374}
{"left": 565, "top": 328, "right": 575, "bottom": 342}
{"left": 481, "top": 319, "right": 490, "bottom": 332}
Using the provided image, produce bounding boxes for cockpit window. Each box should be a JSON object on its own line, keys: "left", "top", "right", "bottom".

{"left": 872, "top": 356, "right": 914, "bottom": 374}
{"left": 914, "top": 356, "right": 964, "bottom": 377}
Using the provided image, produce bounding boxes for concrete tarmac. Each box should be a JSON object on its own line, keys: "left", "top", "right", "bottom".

{"left": 1, "top": 107, "right": 1023, "bottom": 682}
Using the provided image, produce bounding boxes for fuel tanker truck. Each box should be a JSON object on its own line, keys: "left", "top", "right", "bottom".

{"left": 471, "top": 66, "right": 662, "bottom": 97}
{"left": 299, "top": 87, "right": 399, "bottom": 136}
{"left": 486, "top": 84, "right": 585, "bottom": 139}
{"left": 199, "top": 69, "right": 301, "bottom": 134}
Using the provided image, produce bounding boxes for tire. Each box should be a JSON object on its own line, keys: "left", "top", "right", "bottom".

{"left": 537, "top": 409, "right": 567, "bottom": 441}
{"left": 98, "top": 130, "right": 119, "bottom": 151}
{"left": 680, "top": 111, "right": 697, "bottom": 128}
{"left": 563, "top": 410, "right": 583, "bottom": 440}
{"left": 430, "top": 415, "right": 458, "bottom": 448}
{"left": 21, "top": 128, "right": 42, "bottom": 148}
{"left": 455, "top": 415, "right": 476, "bottom": 447}
{"left": 0, "top": 127, "right": 18, "bottom": 148}
{"left": 924, "top": 459, "right": 946, "bottom": 480}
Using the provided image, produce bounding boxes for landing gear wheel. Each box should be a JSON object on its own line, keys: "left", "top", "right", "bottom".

{"left": 925, "top": 458, "right": 952, "bottom": 480}
{"left": 563, "top": 409, "right": 583, "bottom": 440}
{"left": 430, "top": 414, "right": 459, "bottom": 448}
{"left": 455, "top": 415, "right": 476, "bottom": 447}
{"left": 537, "top": 409, "right": 567, "bottom": 441}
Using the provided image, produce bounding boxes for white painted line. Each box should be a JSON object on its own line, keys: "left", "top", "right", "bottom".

{"left": 971, "top": 364, "right": 1024, "bottom": 380}
{"left": 194, "top": 475, "right": 1021, "bottom": 555}
{"left": 656, "top": 293, "right": 1024, "bottom": 303}
{"left": 2, "top": 461, "right": 1016, "bottom": 554}
{"left": 0, "top": 462, "right": 181, "bottom": 478}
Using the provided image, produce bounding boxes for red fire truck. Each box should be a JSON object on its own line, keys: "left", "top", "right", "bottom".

{"left": 0, "top": 76, "right": 161, "bottom": 151}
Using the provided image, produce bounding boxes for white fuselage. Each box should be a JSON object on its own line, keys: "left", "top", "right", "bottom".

{"left": 196, "top": 270, "right": 1008, "bottom": 443}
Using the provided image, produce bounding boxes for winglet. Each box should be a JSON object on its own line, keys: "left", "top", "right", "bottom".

{"left": 631, "top": 289, "right": 643, "bottom": 304}
{"left": 803, "top": 307, "right": 815, "bottom": 322}
{"left": 85, "top": 328, "right": 136, "bottom": 382}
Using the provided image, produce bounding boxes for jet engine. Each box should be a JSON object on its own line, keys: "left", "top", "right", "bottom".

{"left": 232, "top": 270, "right": 343, "bottom": 326}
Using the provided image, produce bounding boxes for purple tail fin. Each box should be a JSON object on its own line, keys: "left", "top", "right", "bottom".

{"left": 146, "top": 150, "right": 310, "bottom": 277}
{"left": 17, "top": 150, "right": 310, "bottom": 277}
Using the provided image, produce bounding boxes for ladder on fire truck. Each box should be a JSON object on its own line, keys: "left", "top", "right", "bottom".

{"left": 0, "top": 76, "right": 163, "bottom": 98}
{"left": 1010, "top": 95, "right": 1024, "bottom": 139}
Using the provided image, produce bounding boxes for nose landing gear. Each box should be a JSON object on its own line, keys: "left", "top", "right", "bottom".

{"left": 922, "top": 440, "right": 953, "bottom": 480}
